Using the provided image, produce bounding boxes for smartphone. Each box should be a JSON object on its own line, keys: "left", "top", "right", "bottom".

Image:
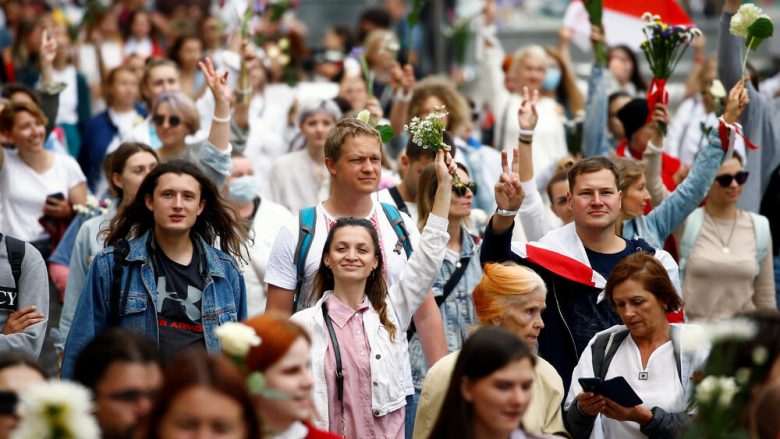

{"left": 578, "top": 377, "right": 603, "bottom": 394}
{"left": 46, "top": 192, "right": 65, "bottom": 205}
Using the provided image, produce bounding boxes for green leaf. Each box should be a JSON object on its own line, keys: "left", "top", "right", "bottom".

{"left": 376, "top": 124, "right": 395, "bottom": 143}
{"left": 408, "top": 11, "right": 419, "bottom": 26}
{"left": 247, "top": 372, "right": 266, "bottom": 396}
{"left": 748, "top": 17, "right": 774, "bottom": 39}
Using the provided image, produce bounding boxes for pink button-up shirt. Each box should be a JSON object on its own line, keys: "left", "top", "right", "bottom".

{"left": 323, "top": 295, "right": 404, "bottom": 439}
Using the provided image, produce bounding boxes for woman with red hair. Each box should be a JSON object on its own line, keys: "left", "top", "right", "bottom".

{"left": 242, "top": 313, "right": 341, "bottom": 439}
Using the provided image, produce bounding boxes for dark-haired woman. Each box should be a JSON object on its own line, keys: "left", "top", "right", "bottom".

{"left": 61, "top": 159, "right": 249, "bottom": 378}
{"left": 565, "top": 252, "right": 709, "bottom": 439}
{"left": 607, "top": 45, "right": 646, "bottom": 97}
{"left": 54, "top": 142, "right": 158, "bottom": 354}
{"left": 428, "top": 326, "right": 552, "bottom": 439}
{"left": 290, "top": 149, "right": 454, "bottom": 438}
{"left": 148, "top": 350, "right": 260, "bottom": 439}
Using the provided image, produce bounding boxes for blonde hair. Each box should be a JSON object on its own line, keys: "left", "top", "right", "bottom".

{"left": 613, "top": 157, "right": 645, "bottom": 194}
{"left": 510, "top": 45, "right": 547, "bottom": 76}
{"left": 324, "top": 118, "right": 381, "bottom": 162}
{"left": 473, "top": 262, "right": 547, "bottom": 324}
{"left": 408, "top": 76, "right": 470, "bottom": 135}
{"left": 364, "top": 29, "right": 398, "bottom": 67}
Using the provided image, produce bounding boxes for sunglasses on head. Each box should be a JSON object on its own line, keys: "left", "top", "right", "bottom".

{"left": 452, "top": 182, "right": 477, "bottom": 197}
{"left": 152, "top": 114, "right": 182, "bottom": 128}
{"left": 714, "top": 171, "right": 749, "bottom": 187}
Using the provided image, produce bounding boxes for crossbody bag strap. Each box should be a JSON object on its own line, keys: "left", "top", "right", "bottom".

{"left": 406, "top": 256, "right": 471, "bottom": 341}
{"left": 321, "top": 302, "right": 344, "bottom": 406}
{"left": 387, "top": 186, "right": 409, "bottom": 216}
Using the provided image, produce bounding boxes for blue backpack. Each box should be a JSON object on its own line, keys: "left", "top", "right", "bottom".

{"left": 291, "top": 203, "right": 413, "bottom": 313}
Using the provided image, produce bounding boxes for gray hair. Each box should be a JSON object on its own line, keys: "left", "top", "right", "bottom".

{"left": 296, "top": 99, "right": 342, "bottom": 127}
{"left": 151, "top": 92, "right": 200, "bottom": 134}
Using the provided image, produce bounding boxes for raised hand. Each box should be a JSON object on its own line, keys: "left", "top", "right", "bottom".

{"left": 494, "top": 147, "right": 525, "bottom": 211}
{"left": 434, "top": 149, "right": 457, "bottom": 189}
{"left": 2, "top": 306, "right": 45, "bottom": 335}
{"left": 517, "top": 86, "right": 539, "bottom": 132}
{"left": 390, "top": 63, "right": 415, "bottom": 94}
{"left": 199, "top": 57, "right": 231, "bottom": 105}
{"left": 723, "top": 76, "right": 750, "bottom": 124}
{"left": 40, "top": 29, "right": 58, "bottom": 67}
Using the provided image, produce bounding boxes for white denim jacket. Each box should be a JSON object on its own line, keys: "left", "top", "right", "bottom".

{"left": 292, "top": 214, "right": 449, "bottom": 431}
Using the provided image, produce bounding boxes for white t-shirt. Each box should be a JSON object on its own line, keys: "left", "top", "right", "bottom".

{"left": 601, "top": 337, "right": 686, "bottom": 438}
{"left": 243, "top": 197, "right": 294, "bottom": 317}
{"left": 375, "top": 187, "right": 419, "bottom": 226}
{"left": 51, "top": 65, "right": 79, "bottom": 125}
{"left": 0, "top": 149, "right": 86, "bottom": 241}
{"left": 265, "top": 198, "right": 421, "bottom": 311}
{"left": 265, "top": 150, "right": 330, "bottom": 214}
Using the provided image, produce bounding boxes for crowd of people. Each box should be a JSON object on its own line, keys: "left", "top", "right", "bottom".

{"left": 0, "top": 0, "right": 779, "bottom": 437}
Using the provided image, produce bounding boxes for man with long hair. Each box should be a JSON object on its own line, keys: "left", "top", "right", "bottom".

{"left": 61, "top": 159, "right": 249, "bottom": 377}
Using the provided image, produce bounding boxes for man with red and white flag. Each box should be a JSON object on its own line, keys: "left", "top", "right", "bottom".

{"left": 481, "top": 90, "right": 682, "bottom": 394}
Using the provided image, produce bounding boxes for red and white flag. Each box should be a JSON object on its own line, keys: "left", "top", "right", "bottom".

{"left": 563, "top": 0, "right": 694, "bottom": 53}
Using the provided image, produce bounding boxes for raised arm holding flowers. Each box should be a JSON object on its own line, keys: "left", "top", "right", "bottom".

{"left": 639, "top": 13, "right": 701, "bottom": 135}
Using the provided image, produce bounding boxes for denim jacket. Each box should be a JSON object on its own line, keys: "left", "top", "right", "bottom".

{"left": 408, "top": 229, "right": 482, "bottom": 390}
{"left": 582, "top": 63, "right": 611, "bottom": 158}
{"left": 622, "top": 131, "right": 725, "bottom": 249}
{"left": 61, "top": 230, "right": 247, "bottom": 378}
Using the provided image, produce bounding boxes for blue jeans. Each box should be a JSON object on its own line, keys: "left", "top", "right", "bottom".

{"left": 404, "top": 391, "right": 420, "bottom": 439}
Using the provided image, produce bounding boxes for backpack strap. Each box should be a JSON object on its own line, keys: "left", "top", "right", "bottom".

{"left": 109, "top": 240, "right": 130, "bottom": 327}
{"left": 387, "top": 186, "right": 409, "bottom": 216}
{"left": 748, "top": 212, "right": 770, "bottom": 278}
{"left": 380, "top": 202, "right": 413, "bottom": 259}
{"left": 591, "top": 329, "right": 630, "bottom": 379}
{"left": 4, "top": 235, "right": 25, "bottom": 293}
{"left": 678, "top": 207, "right": 705, "bottom": 283}
{"left": 292, "top": 207, "right": 317, "bottom": 314}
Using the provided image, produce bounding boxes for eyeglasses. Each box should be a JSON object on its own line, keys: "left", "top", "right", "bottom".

{"left": 452, "top": 182, "right": 477, "bottom": 197}
{"left": 152, "top": 114, "right": 182, "bottom": 128}
{"left": 714, "top": 171, "right": 749, "bottom": 187}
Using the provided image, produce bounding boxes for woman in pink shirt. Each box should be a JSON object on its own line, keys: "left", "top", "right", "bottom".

{"left": 291, "top": 149, "right": 456, "bottom": 438}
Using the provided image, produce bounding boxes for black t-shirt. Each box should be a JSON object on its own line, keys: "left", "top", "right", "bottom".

{"left": 584, "top": 238, "right": 654, "bottom": 280}
{"left": 153, "top": 243, "right": 206, "bottom": 362}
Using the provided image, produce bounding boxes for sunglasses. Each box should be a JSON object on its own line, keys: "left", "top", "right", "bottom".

{"left": 452, "top": 182, "right": 477, "bottom": 197}
{"left": 714, "top": 171, "right": 749, "bottom": 187}
{"left": 152, "top": 114, "right": 182, "bottom": 128}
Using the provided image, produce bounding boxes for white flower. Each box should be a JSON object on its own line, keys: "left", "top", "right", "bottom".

{"left": 12, "top": 380, "right": 100, "bottom": 439}
{"left": 717, "top": 377, "right": 739, "bottom": 408}
{"left": 735, "top": 367, "right": 751, "bottom": 385}
{"left": 752, "top": 346, "right": 769, "bottom": 365}
{"left": 730, "top": 4, "right": 765, "bottom": 38}
{"left": 681, "top": 318, "right": 757, "bottom": 352}
{"left": 356, "top": 109, "right": 371, "bottom": 123}
{"left": 696, "top": 376, "right": 718, "bottom": 403}
{"left": 216, "top": 322, "right": 262, "bottom": 357}
{"left": 278, "top": 38, "right": 290, "bottom": 50}
{"left": 709, "top": 79, "right": 727, "bottom": 99}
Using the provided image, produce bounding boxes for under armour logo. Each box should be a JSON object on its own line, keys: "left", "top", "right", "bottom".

{"left": 155, "top": 277, "right": 203, "bottom": 321}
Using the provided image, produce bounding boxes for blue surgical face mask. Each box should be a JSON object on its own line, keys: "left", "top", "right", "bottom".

{"left": 542, "top": 67, "right": 562, "bottom": 91}
{"left": 227, "top": 175, "right": 257, "bottom": 203}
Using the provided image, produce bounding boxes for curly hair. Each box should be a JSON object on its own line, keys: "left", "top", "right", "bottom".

{"left": 104, "top": 159, "right": 249, "bottom": 264}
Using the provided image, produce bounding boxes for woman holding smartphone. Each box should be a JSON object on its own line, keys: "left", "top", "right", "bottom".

{"left": 0, "top": 100, "right": 86, "bottom": 258}
{"left": 565, "top": 252, "right": 709, "bottom": 439}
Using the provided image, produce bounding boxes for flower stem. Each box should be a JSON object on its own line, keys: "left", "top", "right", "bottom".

{"left": 741, "top": 39, "right": 752, "bottom": 78}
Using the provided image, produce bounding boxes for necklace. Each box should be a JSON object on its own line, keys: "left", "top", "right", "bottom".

{"left": 706, "top": 209, "right": 739, "bottom": 254}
